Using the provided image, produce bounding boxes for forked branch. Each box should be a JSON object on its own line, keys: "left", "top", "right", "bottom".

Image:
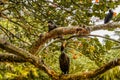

{"left": 30, "top": 22, "right": 120, "bottom": 54}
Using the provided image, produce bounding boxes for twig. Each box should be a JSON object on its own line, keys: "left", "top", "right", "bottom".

{"left": 111, "top": 46, "right": 120, "bottom": 49}
{"left": 63, "top": 34, "right": 120, "bottom": 44}
{"left": 0, "top": 25, "right": 12, "bottom": 42}
{"left": 39, "top": 39, "right": 61, "bottom": 54}
{"left": 0, "top": 25, "right": 31, "bottom": 45}
{"left": 0, "top": 38, "right": 59, "bottom": 80}
{"left": 88, "top": 34, "right": 120, "bottom": 43}
{"left": 0, "top": 53, "right": 26, "bottom": 62}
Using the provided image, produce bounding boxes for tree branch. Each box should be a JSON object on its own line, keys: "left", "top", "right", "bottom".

{"left": 30, "top": 27, "right": 89, "bottom": 54}
{"left": 0, "top": 38, "right": 59, "bottom": 80}
{"left": 0, "top": 53, "right": 26, "bottom": 62}
{"left": 112, "top": 46, "right": 120, "bottom": 49}
{"left": 91, "top": 22, "right": 120, "bottom": 31}
{"left": 0, "top": 25, "right": 31, "bottom": 45}
{"left": 88, "top": 34, "right": 120, "bottom": 43}
{"left": 39, "top": 39, "right": 61, "bottom": 54}
{"left": 64, "top": 34, "right": 120, "bottom": 44}
{"left": 30, "top": 22, "right": 120, "bottom": 54}
{"left": 0, "top": 27, "right": 120, "bottom": 79}
{"left": 60, "top": 58, "right": 120, "bottom": 80}
{"left": 0, "top": 51, "right": 120, "bottom": 80}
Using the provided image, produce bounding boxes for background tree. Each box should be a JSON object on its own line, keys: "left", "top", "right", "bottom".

{"left": 0, "top": 0, "right": 120, "bottom": 79}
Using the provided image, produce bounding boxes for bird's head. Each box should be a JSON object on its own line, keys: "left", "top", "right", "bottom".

{"left": 48, "top": 20, "right": 54, "bottom": 26}
{"left": 48, "top": 20, "right": 53, "bottom": 24}
{"left": 61, "top": 41, "right": 67, "bottom": 51}
{"left": 109, "top": 9, "right": 113, "bottom": 13}
{"left": 109, "top": 10, "right": 117, "bottom": 16}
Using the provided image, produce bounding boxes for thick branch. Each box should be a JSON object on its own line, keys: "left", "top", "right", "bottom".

{"left": 0, "top": 39, "right": 59, "bottom": 79}
{"left": 30, "top": 27, "right": 89, "bottom": 54}
{"left": 91, "top": 22, "right": 120, "bottom": 31}
{"left": 0, "top": 53, "right": 25, "bottom": 62}
{"left": 30, "top": 22, "right": 120, "bottom": 54}
{"left": 0, "top": 25, "right": 31, "bottom": 45}
{"left": 0, "top": 29, "right": 120, "bottom": 79}
{"left": 0, "top": 50, "right": 120, "bottom": 79}
{"left": 60, "top": 58, "right": 120, "bottom": 80}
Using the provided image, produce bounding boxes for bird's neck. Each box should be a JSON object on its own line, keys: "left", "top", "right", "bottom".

{"left": 61, "top": 51, "right": 66, "bottom": 57}
{"left": 61, "top": 51, "right": 66, "bottom": 54}
{"left": 61, "top": 46, "right": 64, "bottom": 52}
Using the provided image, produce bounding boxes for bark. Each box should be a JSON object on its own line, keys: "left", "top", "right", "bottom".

{"left": 60, "top": 58, "right": 120, "bottom": 80}
{"left": 0, "top": 39, "right": 59, "bottom": 80}
{"left": 0, "top": 52, "right": 120, "bottom": 80}
{"left": 30, "top": 27, "right": 90, "bottom": 54}
{"left": 0, "top": 53, "right": 25, "bottom": 62}
{"left": 30, "top": 22, "right": 120, "bottom": 54}
{"left": 91, "top": 22, "right": 120, "bottom": 31}
{"left": 0, "top": 22, "right": 120, "bottom": 79}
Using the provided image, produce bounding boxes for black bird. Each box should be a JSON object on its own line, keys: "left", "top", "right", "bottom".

{"left": 59, "top": 42, "right": 70, "bottom": 74}
{"left": 48, "top": 20, "right": 63, "bottom": 39}
{"left": 0, "top": 1, "right": 4, "bottom": 5}
{"left": 48, "top": 21, "right": 57, "bottom": 32}
{"left": 104, "top": 9, "right": 116, "bottom": 24}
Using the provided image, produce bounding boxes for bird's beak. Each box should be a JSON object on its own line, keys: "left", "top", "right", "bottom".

{"left": 63, "top": 41, "right": 67, "bottom": 47}
{"left": 95, "top": 0, "right": 99, "bottom": 3}
{"left": 113, "top": 12, "right": 117, "bottom": 16}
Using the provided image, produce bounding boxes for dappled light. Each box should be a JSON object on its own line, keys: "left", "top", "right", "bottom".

{"left": 0, "top": 0, "right": 120, "bottom": 80}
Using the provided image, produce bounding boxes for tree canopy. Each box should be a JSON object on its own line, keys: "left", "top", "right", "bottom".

{"left": 0, "top": 0, "right": 120, "bottom": 80}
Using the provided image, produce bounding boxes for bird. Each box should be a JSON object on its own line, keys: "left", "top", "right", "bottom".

{"left": 0, "top": 1, "right": 4, "bottom": 5}
{"left": 48, "top": 20, "right": 63, "bottom": 39}
{"left": 48, "top": 20, "right": 57, "bottom": 32}
{"left": 104, "top": 9, "right": 116, "bottom": 24}
{"left": 59, "top": 41, "right": 70, "bottom": 74}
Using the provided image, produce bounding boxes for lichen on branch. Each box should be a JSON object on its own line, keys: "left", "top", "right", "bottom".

{"left": 30, "top": 27, "right": 90, "bottom": 54}
{"left": 30, "top": 22, "right": 120, "bottom": 55}
{"left": 0, "top": 38, "right": 59, "bottom": 80}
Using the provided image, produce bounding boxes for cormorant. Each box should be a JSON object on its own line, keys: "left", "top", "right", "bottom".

{"left": 48, "top": 20, "right": 63, "bottom": 39}
{"left": 104, "top": 9, "right": 116, "bottom": 24}
{"left": 48, "top": 21, "right": 57, "bottom": 32}
{"left": 59, "top": 42, "right": 70, "bottom": 74}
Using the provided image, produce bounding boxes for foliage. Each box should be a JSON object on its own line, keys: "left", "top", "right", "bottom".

{"left": 0, "top": 0, "right": 120, "bottom": 80}
{"left": 0, "top": 62, "right": 51, "bottom": 80}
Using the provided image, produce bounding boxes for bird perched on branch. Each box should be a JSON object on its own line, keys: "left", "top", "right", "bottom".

{"left": 48, "top": 20, "right": 63, "bottom": 39}
{"left": 48, "top": 20, "right": 57, "bottom": 32}
{"left": 104, "top": 9, "right": 116, "bottom": 24}
{"left": 59, "top": 41, "right": 70, "bottom": 74}
{"left": 0, "top": 0, "right": 4, "bottom": 5}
